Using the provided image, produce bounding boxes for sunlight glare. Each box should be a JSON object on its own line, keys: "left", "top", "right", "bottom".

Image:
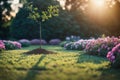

{"left": 91, "top": 0, "right": 105, "bottom": 7}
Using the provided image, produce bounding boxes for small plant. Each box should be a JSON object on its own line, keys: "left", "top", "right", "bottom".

{"left": 27, "top": 3, "right": 59, "bottom": 48}
{"left": 12, "top": 41, "right": 22, "bottom": 49}
{"left": 64, "top": 42, "right": 74, "bottom": 50}
{"left": 24, "top": 3, "right": 59, "bottom": 54}
{"left": 30, "top": 39, "right": 47, "bottom": 45}
{"left": 59, "top": 41, "right": 69, "bottom": 47}
{"left": 49, "top": 39, "right": 61, "bottom": 45}
{"left": 19, "top": 39, "right": 30, "bottom": 47}
{"left": 3, "top": 41, "right": 16, "bottom": 50}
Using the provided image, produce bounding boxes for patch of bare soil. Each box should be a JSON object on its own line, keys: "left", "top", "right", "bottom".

{"left": 25, "top": 48, "right": 54, "bottom": 54}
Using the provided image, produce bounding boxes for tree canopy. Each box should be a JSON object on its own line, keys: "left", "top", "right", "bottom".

{"left": 1, "top": 0, "right": 120, "bottom": 39}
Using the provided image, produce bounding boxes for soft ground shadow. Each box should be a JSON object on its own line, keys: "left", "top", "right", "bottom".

{"left": 98, "top": 67, "right": 120, "bottom": 80}
{"left": 77, "top": 53, "right": 120, "bottom": 80}
{"left": 24, "top": 54, "right": 46, "bottom": 80}
{"left": 77, "top": 53, "right": 107, "bottom": 64}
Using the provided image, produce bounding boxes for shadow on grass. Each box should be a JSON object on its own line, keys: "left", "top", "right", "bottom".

{"left": 98, "top": 67, "right": 120, "bottom": 80}
{"left": 24, "top": 54, "right": 46, "bottom": 80}
{"left": 77, "top": 53, "right": 120, "bottom": 80}
{"left": 77, "top": 53, "right": 107, "bottom": 64}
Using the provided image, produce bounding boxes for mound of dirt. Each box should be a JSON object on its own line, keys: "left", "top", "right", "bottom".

{"left": 25, "top": 48, "right": 54, "bottom": 54}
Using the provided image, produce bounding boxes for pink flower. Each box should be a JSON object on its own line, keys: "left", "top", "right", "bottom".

{"left": 12, "top": 41, "right": 21, "bottom": 49}
{"left": 97, "top": 48, "right": 101, "bottom": 52}
{"left": 107, "top": 51, "right": 113, "bottom": 58}
{"left": 0, "top": 40, "right": 5, "bottom": 50}
{"left": 112, "top": 47, "right": 118, "bottom": 53}
{"left": 107, "top": 43, "right": 120, "bottom": 63}
{"left": 107, "top": 47, "right": 110, "bottom": 51}
{"left": 111, "top": 56, "right": 115, "bottom": 61}
{"left": 118, "top": 50, "right": 120, "bottom": 53}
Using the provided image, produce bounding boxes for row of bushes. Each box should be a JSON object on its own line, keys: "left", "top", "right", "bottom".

{"left": 0, "top": 39, "right": 62, "bottom": 51}
{"left": 18, "top": 39, "right": 61, "bottom": 45}
{"left": 0, "top": 39, "right": 31, "bottom": 51}
{"left": 61, "top": 36, "right": 120, "bottom": 68}
{"left": 63, "top": 37, "right": 120, "bottom": 56}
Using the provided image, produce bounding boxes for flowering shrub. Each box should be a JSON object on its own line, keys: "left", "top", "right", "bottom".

{"left": 64, "top": 39, "right": 94, "bottom": 50}
{"left": 64, "top": 36, "right": 120, "bottom": 57}
{"left": 59, "top": 41, "right": 70, "bottom": 47}
{"left": 61, "top": 35, "right": 81, "bottom": 48}
{"left": 30, "top": 39, "right": 47, "bottom": 45}
{"left": 0, "top": 40, "right": 5, "bottom": 51}
{"left": 0, "top": 40, "right": 21, "bottom": 50}
{"left": 3, "top": 41, "right": 16, "bottom": 50}
{"left": 49, "top": 39, "right": 61, "bottom": 45}
{"left": 12, "top": 41, "right": 21, "bottom": 49}
{"left": 64, "top": 42, "right": 74, "bottom": 50}
{"left": 19, "top": 39, "right": 30, "bottom": 47}
{"left": 85, "top": 37, "right": 120, "bottom": 57}
{"left": 107, "top": 43, "right": 120, "bottom": 68}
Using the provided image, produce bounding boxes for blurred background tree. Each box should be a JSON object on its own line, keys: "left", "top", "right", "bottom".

{"left": 0, "top": 0, "right": 23, "bottom": 39}
{"left": 63, "top": 0, "right": 120, "bottom": 36}
{"left": 1, "top": 0, "right": 120, "bottom": 40}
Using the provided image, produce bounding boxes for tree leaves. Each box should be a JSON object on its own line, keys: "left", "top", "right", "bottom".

{"left": 41, "top": 5, "right": 59, "bottom": 22}
{"left": 27, "top": 3, "right": 59, "bottom": 22}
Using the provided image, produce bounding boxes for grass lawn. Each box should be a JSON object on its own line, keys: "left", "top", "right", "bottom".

{"left": 0, "top": 45, "right": 120, "bottom": 80}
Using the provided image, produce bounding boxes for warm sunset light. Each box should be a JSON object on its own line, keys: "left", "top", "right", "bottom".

{"left": 91, "top": 0, "right": 105, "bottom": 7}
{"left": 1, "top": 0, "right": 120, "bottom": 80}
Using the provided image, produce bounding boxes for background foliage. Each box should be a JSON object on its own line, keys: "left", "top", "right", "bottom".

{"left": 1, "top": 0, "right": 120, "bottom": 40}
{"left": 10, "top": 0, "right": 81, "bottom": 40}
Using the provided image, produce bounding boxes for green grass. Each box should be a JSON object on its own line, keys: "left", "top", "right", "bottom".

{"left": 0, "top": 45, "right": 120, "bottom": 80}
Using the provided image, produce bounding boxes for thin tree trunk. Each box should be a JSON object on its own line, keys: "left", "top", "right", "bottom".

{"left": 40, "top": 21, "right": 42, "bottom": 48}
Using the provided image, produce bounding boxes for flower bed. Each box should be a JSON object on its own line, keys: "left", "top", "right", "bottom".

{"left": 63, "top": 37, "right": 120, "bottom": 57}
{"left": 85, "top": 37, "right": 120, "bottom": 57}
{"left": 64, "top": 39, "right": 95, "bottom": 50}
{"left": 3, "top": 40, "right": 22, "bottom": 50}
{"left": 107, "top": 43, "right": 120, "bottom": 68}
